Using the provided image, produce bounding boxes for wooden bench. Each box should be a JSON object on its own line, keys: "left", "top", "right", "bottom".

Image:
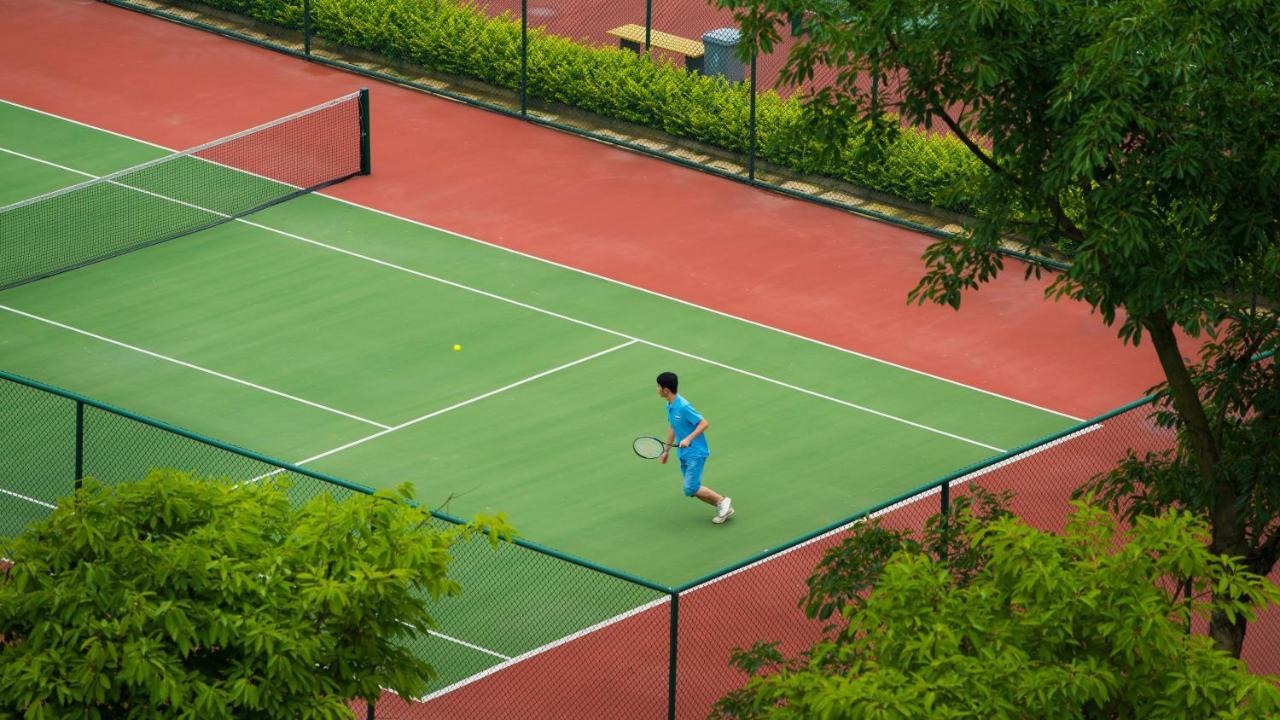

{"left": 606, "top": 24, "right": 705, "bottom": 73}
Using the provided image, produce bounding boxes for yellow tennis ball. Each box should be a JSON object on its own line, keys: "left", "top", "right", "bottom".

{"left": 453, "top": 344, "right": 462, "bottom": 352}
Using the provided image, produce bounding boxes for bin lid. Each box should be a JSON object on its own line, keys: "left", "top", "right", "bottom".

{"left": 701, "top": 27, "right": 741, "bottom": 46}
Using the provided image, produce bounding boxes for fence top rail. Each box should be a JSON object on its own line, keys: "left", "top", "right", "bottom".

{"left": 0, "top": 368, "right": 674, "bottom": 593}
{"left": 0, "top": 368, "right": 379, "bottom": 496}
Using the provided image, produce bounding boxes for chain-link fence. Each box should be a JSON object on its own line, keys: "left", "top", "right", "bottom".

{"left": 0, "top": 370, "right": 669, "bottom": 719}
{"left": 98, "top": 0, "right": 985, "bottom": 234}
{"left": 667, "top": 397, "right": 1280, "bottom": 717}
{"left": 5, "top": 367, "right": 1276, "bottom": 718}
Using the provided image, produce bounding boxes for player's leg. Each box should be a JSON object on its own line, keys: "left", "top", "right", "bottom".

{"left": 710, "top": 490, "right": 734, "bottom": 523}
{"left": 692, "top": 486, "right": 721, "bottom": 506}
{"left": 683, "top": 457, "right": 733, "bottom": 523}
{"left": 681, "top": 456, "right": 714, "bottom": 504}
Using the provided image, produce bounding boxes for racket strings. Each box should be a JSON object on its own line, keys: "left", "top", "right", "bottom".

{"left": 633, "top": 437, "right": 666, "bottom": 459}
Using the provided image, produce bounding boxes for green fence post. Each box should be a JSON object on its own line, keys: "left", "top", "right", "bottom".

{"left": 748, "top": 51, "right": 757, "bottom": 182}
{"left": 74, "top": 400, "right": 85, "bottom": 490}
{"left": 644, "top": 0, "right": 652, "bottom": 52}
{"left": 358, "top": 88, "right": 371, "bottom": 175}
{"left": 667, "top": 591, "right": 679, "bottom": 720}
{"left": 938, "top": 479, "right": 950, "bottom": 560}
{"left": 366, "top": 699, "right": 375, "bottom": 719}
{"left": 1184, "top": 577, "right": 1194, "bottom": 633}
{"left": 303, "top": 0, "right": 311, "bottom": 57}
{"left": 520, "top": 0, "right": 528, "bottom": 116}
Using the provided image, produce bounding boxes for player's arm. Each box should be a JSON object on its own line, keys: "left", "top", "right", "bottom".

{"left": 679, "top": 418, "right": 709, "bottom": 448}
{"left": 661, "top": 427, "right": 676, "bottom": 463}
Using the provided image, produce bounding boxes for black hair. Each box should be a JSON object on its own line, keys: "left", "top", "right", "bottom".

{"left": 656, "top": 371, "right": 678, "bottom": 393}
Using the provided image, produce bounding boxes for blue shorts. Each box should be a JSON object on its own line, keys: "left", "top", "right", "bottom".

{"left": 678, "top": 455, "right": 707, "bottom": 497}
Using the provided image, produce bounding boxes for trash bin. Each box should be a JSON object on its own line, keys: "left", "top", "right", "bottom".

{"left": 701, "top": 28, "right": 744, "bottom": 82}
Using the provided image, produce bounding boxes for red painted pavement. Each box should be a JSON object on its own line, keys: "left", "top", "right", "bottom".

{"left": 0, "top": 0, "right": 1188, "bottom": 422}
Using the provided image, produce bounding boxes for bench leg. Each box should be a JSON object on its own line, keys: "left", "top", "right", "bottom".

{"left": 685, "top": 56, "right": 703, "bottom": 74}
{"left": 618, "top": 38, "right": 642, "bottom": 54}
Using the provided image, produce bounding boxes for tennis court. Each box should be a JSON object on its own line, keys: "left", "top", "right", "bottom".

{"left": 0, "top": 94, "right": 1078, "bottom": 694}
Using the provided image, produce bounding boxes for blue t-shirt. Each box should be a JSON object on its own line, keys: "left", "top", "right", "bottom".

{"left": 667, "top": 394, "right": 709, "bottom": 458}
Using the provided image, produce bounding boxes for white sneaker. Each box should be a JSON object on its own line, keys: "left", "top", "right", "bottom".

{"left": 713, "top": 497, "right": 734, "bottom": 524}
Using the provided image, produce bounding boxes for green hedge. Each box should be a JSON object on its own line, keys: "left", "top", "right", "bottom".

{"left": 196, "top": 0, "right": 981, "bottom": 212}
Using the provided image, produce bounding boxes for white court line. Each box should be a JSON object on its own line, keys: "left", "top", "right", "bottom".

{"left": 395, "top": 620, "right": 512, "bottom": 661}
{"left": 1, "top": 147, "right": 238, "bottom": 219}
{"left": 415, "top": 594, "right": 671, "bottom": 703}
{"left": 0, "top": 486, "right": 57, "bottom": 509}
{"left": 0, "top": 98, "right": 1082, "bottom": 423}
{"left": 0, "top": 304, "right": 391, "bottom": 430}
{"left": 654, "top": 344, "right": 1004, "bottom": 452}
{"left": 237, "top": 340, "right": 637, "bottom": 486}
{"left": 284, "top": 340, "right": 638, "bottom": 471}
{"left": 1, "top": 146, "right": 1006, "bottom": 453}
{"left": 426, "top": 629, "right": 511, "bottom": 661}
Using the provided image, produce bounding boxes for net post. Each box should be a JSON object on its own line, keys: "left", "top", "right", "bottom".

{"left": 303, "top": 0, "right": 312, "bottom": 57}
{"left": 359, "top": 88, "right": 371, "bottom": 175}
{"left": 74, "top": 400, "right": 85, "bottom": 490}
{"left": 366, "top": 699, "right": 375, "bottom": 720}
{"left": 666, "top": 591, "right": 679, "bottom": 720}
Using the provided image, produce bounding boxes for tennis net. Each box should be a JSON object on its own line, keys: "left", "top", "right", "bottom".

{"left": 0, "top": 89, "right": 370, "bottom": 291}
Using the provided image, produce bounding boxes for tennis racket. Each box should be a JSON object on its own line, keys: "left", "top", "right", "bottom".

{"left": 633, "top": 436, "right": 677, "bottom": 459}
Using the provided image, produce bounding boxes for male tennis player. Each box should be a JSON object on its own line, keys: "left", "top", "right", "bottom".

{"left": 656, "top": 372, "right": 734, "bottom": 524}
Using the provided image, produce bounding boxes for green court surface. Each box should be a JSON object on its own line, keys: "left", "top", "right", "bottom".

{"left": 0, "top": 99, "right": 1077, "bottom": 690}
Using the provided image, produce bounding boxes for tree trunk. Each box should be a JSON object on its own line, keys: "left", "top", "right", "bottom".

{"left": 1208, "top": 609, "right": 1248, "bottom": 659}
{"left": 1145, "top": 313, "right": 1218, "bottom": 484}
{"left": 1145, "top": 313, "right": 1246, "bottom": 657}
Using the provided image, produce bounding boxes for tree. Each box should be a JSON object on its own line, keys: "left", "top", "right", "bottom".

{"left": 713, "top": 500, "right": 1280, "bottom": 719}
{"left": 798, "top": 486, "right": 1016, "bottom": 633}
{"left": 1080, "top": 313, "right": 1280, "bottom": 655}
{"left": 0, "top": 470, "right": 511, "bottom": 719}
{"left": 719, "top": 0, "right": 1280, "bottom": 655}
